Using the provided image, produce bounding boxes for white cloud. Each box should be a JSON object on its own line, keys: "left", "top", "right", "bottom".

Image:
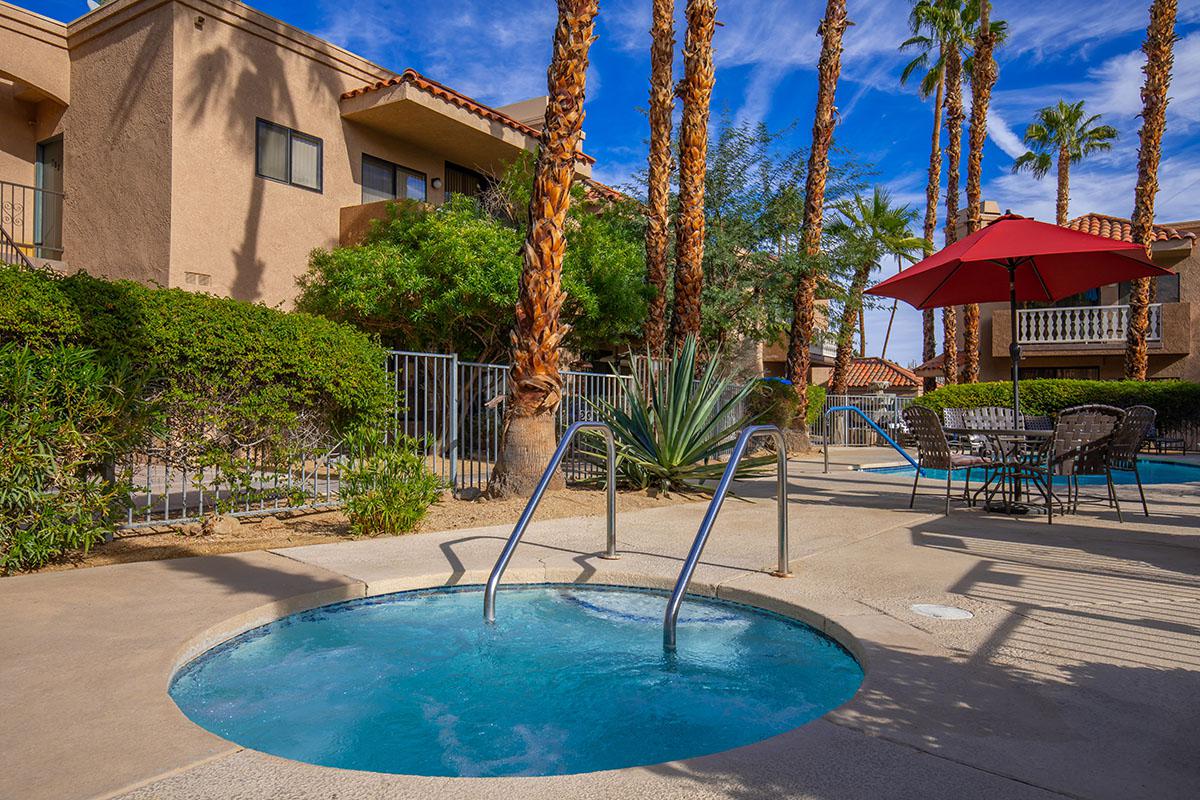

{"left": 986, "top": 108, "right": 1026, "bottom": 159}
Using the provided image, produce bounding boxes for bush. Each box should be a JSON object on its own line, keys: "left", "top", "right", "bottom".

{"left": 0, "top": 265, "right": 391, "bottom": 569}
{"left": 339, "top": 430, "right": 442, "bottom": 536}
{"left": 0, "top": 345, "right": 157, "bottom": 573}
{"left": 748, "top": 379, "right": 825, "bottom": 430}
{"left": 914, "top": 379, "right": 1200, "bottom": 430}
{"left": 587, "top": 337, "right": 769, "bottom": 494}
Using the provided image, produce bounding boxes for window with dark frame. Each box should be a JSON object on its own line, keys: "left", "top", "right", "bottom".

{"left": 255, "top": 119, "right": 323, "bottom": 192}
{"left": 1119, "top": 274, "right": 1180, "bottom": 305}
{"left": 361, "top": 154, "right": 427, "bottom": 204}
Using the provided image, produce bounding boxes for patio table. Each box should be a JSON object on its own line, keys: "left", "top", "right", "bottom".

{"left": 944, "top": 427, "right": 1052, "bottom": 515}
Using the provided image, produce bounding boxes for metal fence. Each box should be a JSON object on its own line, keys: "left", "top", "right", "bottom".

{"left": 810, "top": 393, "right": 915, "bottom": 447}
{"left": 1, "top": 180, "right": 64, "bottom": 261}
{"left": 120, "top": 348, "right": 748, "bottom": 527}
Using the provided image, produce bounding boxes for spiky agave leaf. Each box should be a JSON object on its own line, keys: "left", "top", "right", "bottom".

{"left": 579, "top": 336, "right": 772, "bottom": 494}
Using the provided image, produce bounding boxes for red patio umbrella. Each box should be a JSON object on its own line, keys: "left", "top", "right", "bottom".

{"left": 865, "top": 214, "right": 1173, "bottom": 418}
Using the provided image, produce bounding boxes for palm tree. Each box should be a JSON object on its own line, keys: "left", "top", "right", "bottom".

{"left": 962, "top": 0, "right": 1004, "bottom": 383}
{"left": 644, "top": 0, "right": 675, "bottom": 355}
{"left": 669, "top": 0, "right": 717, "bottom": 348}
{"left": 899, "top": 0, "right": 952, "bottom": 393}
{"left": 1126, "top": 0, "right": 1179, "bottom": 380}
{"left": 785, "top": 0, "right": 849, "bottom": 443}
{"left": 1012, "top": 101, "right": 1118, "bottom": 225}
{"left": 490, "top": 0, "right": 599, "bottom": 496}
{"left": 828, "top": 188, "right": 924, "bottom": 395}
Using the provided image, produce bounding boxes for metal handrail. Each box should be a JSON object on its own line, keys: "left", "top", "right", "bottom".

{"left": 483, "top": 420, "right": 618, "bottom": 622}
{"left": 823, "top": 405, "right": 920, "bottom": 473}
{"left": 663, "top": 424, "right": 791, "bottom": 651}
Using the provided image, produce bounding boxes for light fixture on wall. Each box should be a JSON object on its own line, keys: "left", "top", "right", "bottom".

{"left": 431, "top": 177, "right": 443, "bottom": 190}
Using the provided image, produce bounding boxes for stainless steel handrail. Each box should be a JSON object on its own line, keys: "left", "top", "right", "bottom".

{"left": 484, "top": 420, "right": 618, "bottom": 622}
{"left": 663, "top": 424, "right": 791, "bottom": 650}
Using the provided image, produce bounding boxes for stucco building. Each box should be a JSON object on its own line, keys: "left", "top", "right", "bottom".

{"left": 0, "top": 0, "right": 593, "bottom": 307}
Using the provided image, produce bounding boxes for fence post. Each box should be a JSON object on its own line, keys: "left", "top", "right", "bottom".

{"left": 449, "top": 352, "right": 459, "bottom": 492}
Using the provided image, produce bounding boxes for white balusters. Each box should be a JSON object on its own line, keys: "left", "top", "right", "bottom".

{"left": 1016, "top": 305, "right": 1161, "bottom": 345}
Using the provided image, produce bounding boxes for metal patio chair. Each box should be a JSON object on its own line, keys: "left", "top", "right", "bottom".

{"left": 1108, "top": 405, "right": 1156, "bottom": 517}
{"left": 903, "top": 406, "right": 995, "bottom": 515}
{"left": 1020, "top": 405, "right": 1125, "bottom": 524}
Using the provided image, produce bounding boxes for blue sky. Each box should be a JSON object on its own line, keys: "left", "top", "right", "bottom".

{"left": 28, "top": 0, "right": 1200, "bottom": 367}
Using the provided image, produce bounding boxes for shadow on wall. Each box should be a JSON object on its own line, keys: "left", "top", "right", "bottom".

{"left": 180, "top": 18, "right": 348, "bottom": 302}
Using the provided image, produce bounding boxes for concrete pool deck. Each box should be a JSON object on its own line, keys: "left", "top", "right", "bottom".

{"left": 2, "top": 455, "right": 1199, "bottom": 799}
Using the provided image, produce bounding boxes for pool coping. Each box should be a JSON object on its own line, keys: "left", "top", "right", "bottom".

{"left": 148, "top": 564, "right": 911, "bottom": 794}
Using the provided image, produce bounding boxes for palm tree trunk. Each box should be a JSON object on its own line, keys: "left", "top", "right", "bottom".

{"left": 669, "top": 0, "right": 716, "bottom": 348}
{"left": 831, "top": 261, "right": 871, "bottom": 395}
{"left": 786, "top": 0, "right": 848, "bottom": 440}
{"left": 941, "top": 43, "right": 964, "bottom": 385}
{"left": 921, "top": 60, "right": 945, "bottom": 393}
{"left": 1126, "top": 0, "right": 1177, "bottom": 381}
{"left": 491, "top": 0, "right": 598, "bottom": 496}
{"left": 963, "top": 0, "right": 996, "bottom": 385}
{"left": 644, "top": 0, "right": 675, "bottom": 355}
{"left": 1055, "top": 144, "right": 1071, "bottom": 226}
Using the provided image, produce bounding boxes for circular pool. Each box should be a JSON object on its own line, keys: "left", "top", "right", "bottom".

{"left": 170, "top": 585, "right": 862, "bottom": 777}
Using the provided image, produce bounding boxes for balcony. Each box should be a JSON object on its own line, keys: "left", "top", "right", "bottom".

{"left": 1, "top": 180, "right": 64, "bottom": 263}
{"left": 992, "top": 302, "right": 1191, "bottom": 358}
{"left": 1018, "top": 304, "right": 1160, "bottom": 345}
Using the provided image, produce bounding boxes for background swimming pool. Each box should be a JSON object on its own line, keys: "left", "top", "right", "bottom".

{"left": 170, "top": 585, "right": 863, "bottom": 777}
{"left": 866, "top": 458, "right": 1200, "bottom": 486}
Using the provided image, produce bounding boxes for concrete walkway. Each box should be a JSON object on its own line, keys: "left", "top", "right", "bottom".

{"left": 2, "top": 462, "right": 1198, "bottom": 799}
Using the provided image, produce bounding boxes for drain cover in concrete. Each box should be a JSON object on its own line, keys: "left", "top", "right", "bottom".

{"left": 911, "top": 604, "right": 974, "bottom": 620}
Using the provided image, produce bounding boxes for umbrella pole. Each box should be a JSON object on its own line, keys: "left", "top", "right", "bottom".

{"left": 1008, "top": 264, "right": 1021, "bottom": 422}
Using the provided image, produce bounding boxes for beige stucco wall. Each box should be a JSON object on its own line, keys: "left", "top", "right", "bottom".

{"left": 61, "top": 0, "right": 176, "bottom": 286}
{"left": 0, "top": 1, "right": 70, "bottom": 105}
{"left": 0, "top": 80, "right": 38, "bottom": 186}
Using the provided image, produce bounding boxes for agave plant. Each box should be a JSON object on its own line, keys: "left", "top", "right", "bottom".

{"left": 584, "top": 336, "right": 770, "bottom": 494}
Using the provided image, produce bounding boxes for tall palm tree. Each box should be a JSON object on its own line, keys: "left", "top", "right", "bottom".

{"left": 491, "top": 0, "right": 599, "bottom": 496}
{"left": 785, "top": 0, "right": 849, "bottom": 443}
{"left": 828, "top": 188, "right": 924, "bottom": 395}
{"left": 1126, "top": 0, "right": 1179, "bottom": 380}
{"left": 899, "top": 0, "right": 952, "bottom": 393}
{"left": 644, "top": 0, "right": 675, "bottom": 355}
{"left": 1012, "top": 101, "right": 1118, "bottom": 225}
{"left": 669, "top": 0, "right": 717, "bottom": 348}
{"left": 941, "top": 36, "right": 964, "bottom": 386}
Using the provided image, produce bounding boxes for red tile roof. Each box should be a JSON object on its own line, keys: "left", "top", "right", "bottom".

{"left": 1065, "top": 213, "right": 1195, "bottom": 244}
{"left": 913, "top": 351, "right": 966, "bottom": 378}
{"left": 825, "top": 357, "right": 919, "bottom": 389}
{"left": 341, "top": 69, "right": 595, "bottom": 164}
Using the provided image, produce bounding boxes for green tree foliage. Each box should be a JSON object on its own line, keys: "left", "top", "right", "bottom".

{"left": 296, "top": 158, "right": 650, "bottom": 363}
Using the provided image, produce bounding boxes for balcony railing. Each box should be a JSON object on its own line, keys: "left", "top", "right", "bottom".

{"left": 1017, "top": 304, "right": 1162, "bottom": 345}
{"left": 0, "top": 180, "right": 64, "bottom": 261}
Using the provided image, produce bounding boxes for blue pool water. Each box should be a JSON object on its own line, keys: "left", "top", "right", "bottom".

{"left": 170, "top": 585, "right": 863, "bottom": 777}
{"left": 865, "top": 458, "right": 1200, "bottom": 486}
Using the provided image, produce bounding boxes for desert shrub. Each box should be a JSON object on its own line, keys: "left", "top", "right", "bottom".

{"left": 749, "top": 378, "right": 803, "bottom": 428}
{"left": 913, "top": 379, "right": 1200, "bottom": 430}
{"left": 0, "top": 265, "right": 391, "bottom": 566}
{"left": 339, "top": 429, "right": 442, "bottom": 536}
{"left": 805, "top": 384, "right": 827, "bottom": 428}
{"left": 0, "top": 344, "right": 157, "bottom": 572}
{"left": 586, "top": 337, "right": 769, "bottom": 494}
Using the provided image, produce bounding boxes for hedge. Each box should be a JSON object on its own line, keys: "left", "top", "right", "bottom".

{"left": 0, "top": 265, "right": 391, "bottom": 572}
{"left": 913, "top": 379, "right": 1200, "bottom": 430}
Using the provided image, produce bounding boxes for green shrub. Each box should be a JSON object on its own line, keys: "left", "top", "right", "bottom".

{"left": 747, "top": 380, "right": 825, "bottom": 430}
{"left": 0, "top": 265, "right": 391, "bottom": 568}
{"left": 339, "top": 429, "right": 442, "bottom": 536}
{"left": 0, "top": 345, "right": 157, "bottom": 573}
{"left": 586, "top": 338, "right": 769, "bottom": 494}
{"left": 806, "top": 384, "right": 827, "bottom": 428}
{"left": 914, "top": 379, "right": 1200, "bottom": 429}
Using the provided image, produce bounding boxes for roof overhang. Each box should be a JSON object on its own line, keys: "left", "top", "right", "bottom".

{"left": 339, "top": 76, "right": 592, "bottom": 179}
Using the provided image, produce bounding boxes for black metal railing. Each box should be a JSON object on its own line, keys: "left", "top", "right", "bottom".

{"left": 0, "top": 180, "right": 65, "bottom": 262}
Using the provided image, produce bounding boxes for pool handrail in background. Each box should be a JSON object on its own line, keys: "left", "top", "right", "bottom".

{"left": 664, "top": 424, "right": 792, "bottom": 651}
{"left": 484, "top": 421, "right": 618, "bottom": 623}
{"left": 823, "top": 405, "right": 921, "bottom": 474}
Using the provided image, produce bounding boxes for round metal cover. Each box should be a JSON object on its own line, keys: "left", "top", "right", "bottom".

{"left": 910, "top": 603, "right": 974, "bottom": 620}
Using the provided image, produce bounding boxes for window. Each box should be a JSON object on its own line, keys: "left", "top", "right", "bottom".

{"left": 444, "top": 162, "right": 489, "bottom": 199}
{"left": 361, "top": 154, "right": 426, "bottom": 203}
{"left": 184, "top": 271, "right": 212, "bottom": 287}
{"left": 256, "top": 119, "right": 323, "bottom": 192}
{"left": 1022, "top": 366, "right": 1101, "bottom": 380}
{"left": 1119, "top": 274, "right": 1180, "bottom": 304}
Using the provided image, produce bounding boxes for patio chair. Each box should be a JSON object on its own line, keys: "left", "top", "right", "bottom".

{"left": 1021, "top": 404, "right": 1125, "bottom": 524}
{"left": 1022, "top": 415, "right": 1054, "bottom": 432}
{"left": 903, "top": 406, "right": 995, "bottom": 515}
{"left": 963, "top": 406, "right": 1021, "bottom": 460}
{"left": 1108, "top": 405, "right": 1156, "bottom": 517}
{"left": 1143, "top": 424, "right": 1186, "bottom": 455}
